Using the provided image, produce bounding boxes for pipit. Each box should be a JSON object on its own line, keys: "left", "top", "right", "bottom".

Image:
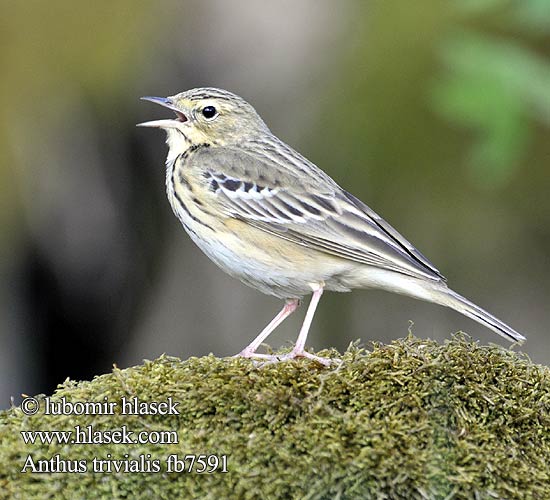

{"left": 139, "top": 87, "right": 525, "bottom": 365}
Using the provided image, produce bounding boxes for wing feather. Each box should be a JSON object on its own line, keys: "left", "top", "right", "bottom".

{"left": 194, "top": 144, "right": 445, "bottom": 282}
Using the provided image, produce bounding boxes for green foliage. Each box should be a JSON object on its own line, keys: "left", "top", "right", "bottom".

{"left": 432, "top": 1, "right": 550, "bottom": 188}
{"left": 1, "top": 335, "right": 549, "bottom": 499}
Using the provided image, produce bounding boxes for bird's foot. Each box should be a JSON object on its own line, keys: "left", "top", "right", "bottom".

{"left": 233, "top": 351, "right": 274, "bottom": 360}
{"left": 276, "top": 349, "right": 336, "bottom": 366}
{"left": 235, "top": 349, "right": 339, "bottom": 367}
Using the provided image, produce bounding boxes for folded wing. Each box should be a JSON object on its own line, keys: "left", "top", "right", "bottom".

{"left": 195, "top": 144, "right": 445, "bottom": 282}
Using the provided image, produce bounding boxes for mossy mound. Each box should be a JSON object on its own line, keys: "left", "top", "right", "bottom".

{"left": 1, "top": 335, "right": 549, "bottom": 499}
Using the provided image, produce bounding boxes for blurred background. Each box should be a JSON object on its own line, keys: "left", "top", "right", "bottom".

{"left": 1, "top": 0, "right": 549, "bottom": 408}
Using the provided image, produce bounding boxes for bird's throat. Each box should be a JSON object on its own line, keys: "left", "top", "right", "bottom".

{"left": 165, "top": 128, "right": 192, "bottom": 166}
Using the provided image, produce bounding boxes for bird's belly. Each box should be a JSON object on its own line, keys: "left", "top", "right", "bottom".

{"left": 189, "top": 233, "right": 315, "bottom": 298}
{"left": 187, "top": 220, "right": 355, "bottom": 299}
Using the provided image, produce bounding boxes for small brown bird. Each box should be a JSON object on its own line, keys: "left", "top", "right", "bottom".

{"left": 139, "top": 87, "right": 525, "bottom": 365}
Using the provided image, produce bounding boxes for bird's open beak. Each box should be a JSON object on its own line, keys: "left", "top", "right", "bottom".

{"left": 137, "top": 96, "right": 188, "bottom": 129}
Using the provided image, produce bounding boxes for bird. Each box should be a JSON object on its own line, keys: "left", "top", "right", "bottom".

{"left": 138, "top": 87, "right": 525, "bottom": 365}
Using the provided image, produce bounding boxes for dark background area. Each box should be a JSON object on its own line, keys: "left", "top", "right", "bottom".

{"left": 1, "top": 1, "right": 549, "bottom": 409}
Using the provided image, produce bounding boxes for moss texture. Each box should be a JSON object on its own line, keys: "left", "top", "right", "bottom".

{"left": 1, "top": 335, "right": 549, "bottom": 499}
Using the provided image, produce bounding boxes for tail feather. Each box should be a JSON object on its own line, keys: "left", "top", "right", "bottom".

{"left": 430, "top": 286, "right": 525, "bottom": 343}
{"left": 355, "top": 269, "right": 526, "bottom": 343}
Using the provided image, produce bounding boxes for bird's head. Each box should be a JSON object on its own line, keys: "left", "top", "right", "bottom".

{"left": 138, "top": 88, "right": 270, "bottom": 151}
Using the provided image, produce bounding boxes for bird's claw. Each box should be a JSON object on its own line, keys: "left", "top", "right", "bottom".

{"left": 234, "top": 349, "right": 339, "bottom": 367}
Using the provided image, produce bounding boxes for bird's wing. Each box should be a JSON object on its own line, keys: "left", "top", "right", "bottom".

{"left": 194, "top": 144, "right": 445, "bottom": 282}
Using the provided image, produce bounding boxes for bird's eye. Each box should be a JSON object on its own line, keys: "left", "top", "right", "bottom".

{"left": 202, "top": 106, "right": 218, "bottom": 120}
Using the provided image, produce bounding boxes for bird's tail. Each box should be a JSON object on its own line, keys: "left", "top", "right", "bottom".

{"left": 359, "top": 269, "right": 526, "bottom": 343}
{"left": 425, "top": 284, "right": 525, "bottom": 343}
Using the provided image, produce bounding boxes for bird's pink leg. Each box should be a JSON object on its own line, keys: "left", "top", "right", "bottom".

{"left": 292, "top": 285, "right": 323, "bottom": 355}
{"left": 255, "top": 284, "right": 334, "bottom": 365}
{"left": 237, "top": 299, "right": 299, "bottom": 358}
{"left": 284, "top": 285, "right": 333, "bottom": 365}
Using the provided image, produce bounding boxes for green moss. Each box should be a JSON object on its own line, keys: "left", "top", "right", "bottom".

{"left": 1, "top": 334, "right": 549, "bottom": 499}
